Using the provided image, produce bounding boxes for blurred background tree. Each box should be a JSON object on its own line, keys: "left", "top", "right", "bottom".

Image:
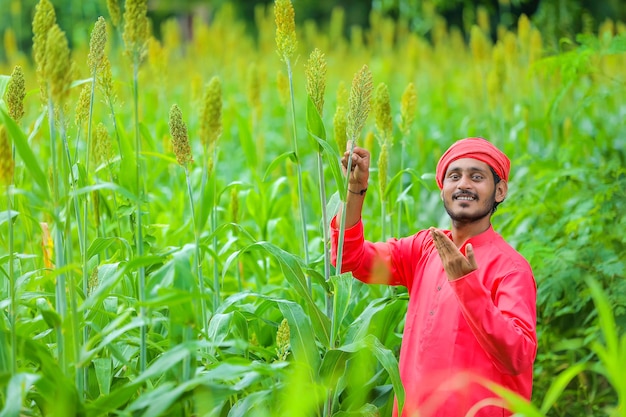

{"left": 1, "top": 0, "right": 625, "bottom": 63}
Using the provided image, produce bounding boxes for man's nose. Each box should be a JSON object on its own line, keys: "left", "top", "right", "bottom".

{"left": 457, "top": 175, "right": 472, "bottom": 189}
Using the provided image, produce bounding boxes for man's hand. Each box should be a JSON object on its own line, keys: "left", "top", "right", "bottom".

{"left": 429, "top": 227, "right": 478, "bottom": 280}
{"left": 341, "top": 143, "right": 370, "bottom": 193}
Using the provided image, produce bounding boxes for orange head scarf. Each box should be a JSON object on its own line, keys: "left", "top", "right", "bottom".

{"left": 435, "top": 137, "right": 510, "bottom": 189}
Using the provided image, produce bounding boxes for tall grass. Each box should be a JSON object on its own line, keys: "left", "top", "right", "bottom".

{"left": 0, "top": 1, "right": 625, "bottom": 416}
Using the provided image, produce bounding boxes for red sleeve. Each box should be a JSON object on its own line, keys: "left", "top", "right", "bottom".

{"left": 449, "top": 268, "right": 537, "bottom": 375}
{"left": 329, "top": 215, "right": 419, "bottom": 287}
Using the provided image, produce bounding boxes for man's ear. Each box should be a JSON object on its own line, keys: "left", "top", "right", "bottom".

{"left": 496, "top": 180, "right": 508, "bottom": 203}
{"left": 440, "top": 190, "right": 444, "bottom": 200}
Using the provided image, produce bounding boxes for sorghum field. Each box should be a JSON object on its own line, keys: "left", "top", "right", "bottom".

{"left": 0, "top": 0, "right": 625, "bottom": 416}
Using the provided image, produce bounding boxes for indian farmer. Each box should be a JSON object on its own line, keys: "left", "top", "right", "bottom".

{"left": 330, "top": 137, "right": 537, "bottom": 417}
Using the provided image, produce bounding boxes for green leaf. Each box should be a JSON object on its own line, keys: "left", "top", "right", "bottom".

{"left": 0, "top": 373, "right": 41, "bottom": 417}
{"left": 327, "top": 334, "right": 405, "bottom": 415}
{"left": 278, "top": 301, "right": 321, "bottom": 376}
{"left": 306, "top": 95, "right": 326, "bottom": 149}
{"left": 0, "top": 75, "right": 10, "bottom": 96}
{"left": 263, "top": 151, "right": 295, "bottom": 182}
{"left": 223, "top": 241, "right": 330, "bottom": 348}
{"left": 0, "top": 107, "right": 49, "bottom": 198}
{"left": 236, "top": 112, "right": 258, "bottom": 171}
{"left": 330, "top": 273, "right": 354, "bottom": 347}
{"left": 93, "top": 358, "right": 112, "bottom": 396}
{"left": 539, "top": 362, "right": 587, "bottom": 414}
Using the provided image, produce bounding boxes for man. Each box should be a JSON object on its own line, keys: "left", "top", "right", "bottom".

{"left": 330, "top": 137, "right": 537, "bottom": 417}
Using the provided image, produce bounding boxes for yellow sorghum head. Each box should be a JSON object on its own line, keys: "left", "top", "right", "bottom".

{"left": 377, "top": 141, "right": 388, "bottom": 197}
{"left": 373, "top": 82, "right": 392, "bottom": 144}
{"left": 44, "top": 24, "right": 72, "bottom": 106}
{"left": 6, "top": 65, "right": 26, "bottom": 124}
{"left": 32, "top": 0, "right": 56, "bottom": 75}
{"left": 528, "top": 28, "right": 542, "bottom": 66}
{"left": 503, "top": 31, "right": 517, "bottom": 67}
{"left": 200, "top": 76, "right": 223, "bottom": 150}
{"left": 107, "top": 0, "right": 121, "bottom": 27}
{"left": 346, "top": 65, "right": 373, "bottom": 143}
{"left": 333, "top": 81, "right": 349, "bottom": 152}
{"left": 4, "top": 28, "right": 18, "bottom": 61}
{"left": 169, "top": 104, "right": 193, "bottom": 166}
{"left": 93, "top": 122, "right": 112, "bottom": 167}
{"left": 477, "top": 6, "right": 490, "bottom": 35}
{"left": 364, "top": 130, "right": 375, "bottom": 154}
{"left": 92, "top": 190, "right": 100, "bottom": 229}
{"left": 88, "top": 17, "right": 107, "bottom": 74}
{"left": 305, "top": 48, "right": 327, "bottom": 117}
{"left": 517, "top": 14, "right": 531, "bottom": 51}
{"left": 333, "top": 105, "right": 348, "bottom": 153}
{"left": 0, "top": 126, "right": 14, "bottom": 186}
{"left": 75, "top": 84, "right": 91, "bottom": 127}
{"left": 88, "top": 266, "right": 99, "bottom": 295}
{"left": 276, "top": 70, "right": 289, "bottom": 105}
{"left": 97, "top": 55, "right": 116, "bottom": 105}
{"left": 274, "top": 0, "right": 297, "bottom": 62}
{"left": 123, "top": 0, "right": 149, "bottom": 61}
{"left": 276, "top": 318, "right": 291, "bottom": 361}
{"left": 470, "top": 25, "right": 490, "bottom": 62}
{"left": 230, "top": 187, "right": 239, "bottom": 224}
{"left": 400, "top": 82, "right": 417, "bottom": 136}
{"left": 246, "top": 63, "right": 261, "bottom": 114}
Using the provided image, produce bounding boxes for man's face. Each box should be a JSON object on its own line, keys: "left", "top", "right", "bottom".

{"left": 440, "top": 158, "right": 507, "bottom": 224}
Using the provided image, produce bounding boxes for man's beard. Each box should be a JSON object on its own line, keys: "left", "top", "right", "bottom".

{"left": 443, "top": 190, "right": 496, "bottom": 224}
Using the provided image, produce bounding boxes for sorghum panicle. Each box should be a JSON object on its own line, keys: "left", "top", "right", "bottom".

{"left": 200, "top": 76, "right": 223, "bottom": 150}
{"left": 246, "top": 64, "right": 261, "bottom": 115}
{"left": 32, "top": 0, "right": 56, "bottom": 75}
{"left": 168, "top": 104, "right": 193, "bottom": 166}
{"left": 0, "top": 126, "right": 13, "bottom": 186}
{"left": 276, "top": 70, "right": 289, "bottom": 105}
{"left": 378, "top": 141, "right": 389, "bottom": 197}
{"left": 107, "top": 0, "right": 122, "bottom": 27}
{"left": 93, "top": 123, "right": 112, "bottom": 167}
{"left": 98, "top": 55, "right": 116, "bottom": 104}
{"left": 230, "top": 187, "right": 239, "bottom": 224}
{"left": 347, "top": 65, "right": 373, "bottom": 143}
{"left": 275, "top": 318, "right": 291, "bottom": 361}
{"left": 274, "top": 0, "right": 297, "bottom": 62}
{"left": 123, "top": 0, "right": 149, "bottom": 61}
{"left": 373, "top": 82, "right": 392, "bottom": 143}
{"left": 6, "top": 65, "right": 26, "bottom": 123}
{"left": 88, "top": 17, "right": 108, "bottom": 74}
{"left": 400, "top": 82, "right": 417, "bottom": 136}
{"left": 44, "top": 24, "right": 72, "bottom": 105}
{"left": 75, "top": 84, "right": 91, "bottom": 127}
{"left": 305, "top": 48, "right": 327, "bottom": 117}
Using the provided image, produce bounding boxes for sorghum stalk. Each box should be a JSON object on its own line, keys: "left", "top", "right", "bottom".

{"left": 3, "top": 65, "right": 23, "bottom": 375}
{"left": 199, "top": 76, "right": 222, "bottom": 311}
{"left": 335, "top": 65, "right": 373, "bottom": 282}
{"left": 275, "top": 0, "right": 311, "bottom": 286}
{"left": 0, "top": 126, "right": 16, "bottom": 375}
{"left": 305, "top": 48, "right": 332, "bottom": 311}
{"left": 397, "top": 82, "right": 417, "bottom": 235}
{"left": 42, "top": 20, "right": 74, "bottom": 379}
{"left": 123, "top": 0, "right": 149, "bottom": 373}
{"left": 373, "top": 82, "right": 392, "bottom": 240}
{"left": 169, "top": 104, "right": 196, "bottom": 382}
{"left": 82, "top": 19, "right": 107, "bottom": 391}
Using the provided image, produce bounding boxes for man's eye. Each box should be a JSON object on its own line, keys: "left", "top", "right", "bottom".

{"left": 472, "top": 175, "right": 483, "bottom": 180}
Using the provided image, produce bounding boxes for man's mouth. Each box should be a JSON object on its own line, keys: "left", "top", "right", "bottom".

{"left": 453, "top": 193, "right": 477, "bottom": 201}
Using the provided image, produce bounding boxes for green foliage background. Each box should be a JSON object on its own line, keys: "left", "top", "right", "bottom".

{"left": 0, "top": 0, "right": 625, "bottom": 416}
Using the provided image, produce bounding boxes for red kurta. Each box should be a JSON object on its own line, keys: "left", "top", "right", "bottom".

{"left": 330, "top": 219, "right": 537, "bottom": 417}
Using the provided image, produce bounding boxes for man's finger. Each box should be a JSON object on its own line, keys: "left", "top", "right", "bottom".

{"left": 466, "top": 243, "right": 478, "bottom": 269}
